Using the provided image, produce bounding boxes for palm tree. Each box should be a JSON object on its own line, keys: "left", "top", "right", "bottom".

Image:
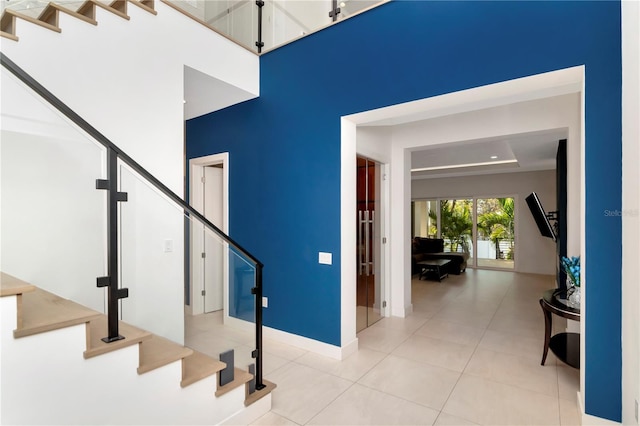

{"left": 477, "top": 198, "right": 514, "bottom": 259}
{"left": 429, "top": 200, "right": 473, "bottom": 253}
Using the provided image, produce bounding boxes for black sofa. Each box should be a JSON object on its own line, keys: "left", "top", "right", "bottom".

{"left": 411, "top": 237, "right": 469, "bottom": 275}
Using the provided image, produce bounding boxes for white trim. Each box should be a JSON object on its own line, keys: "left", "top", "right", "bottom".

{"left": 340, "top": 118, "right": 358, "bottom": 348}
{"left": 224, "top": 316, "right": 359, "bottom": 360}
{"left": 264, "top": 327, "right": 358, "bottom": 360}
{"left": 188, "top": 153, "right": 229, "bottom": 315}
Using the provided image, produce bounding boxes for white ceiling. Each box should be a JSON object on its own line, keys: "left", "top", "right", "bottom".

{"left": 183, "top": 65, "right": 257, "bottom": 120}
{"left": 410, "top": 129, "right": 567, "bottom": 179}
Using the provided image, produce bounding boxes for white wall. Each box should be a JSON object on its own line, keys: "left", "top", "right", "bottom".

{"left": 0, "top": 1, "right": 259, "bottom": 344}
{"left": 412, "top": 170, "right": 558, "bottom": 275}
{"left": 1, "top": 68, "right": 108, "bottom": 315}
{"left": 0, "top": 295, "right": 265, "bottom": 425}
{"left": 622, "top": 0, "right": 640, "bottom": 424}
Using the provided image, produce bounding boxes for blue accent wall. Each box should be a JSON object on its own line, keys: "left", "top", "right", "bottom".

{"left": 187, "top": 1, "right": 622, "bottom": 421}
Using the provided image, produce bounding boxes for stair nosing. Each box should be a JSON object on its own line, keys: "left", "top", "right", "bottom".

{"left": 13, "top": 287, "right": 103, "bottom": 338}
{"left": 180, "top": 350, "right": 226, "bottom": 388}
{"left": 137, "top": 335, "right": 194, "bottom": 374}
{"left": 1, "top": 272, "right": 36, "bottom": 296}
{"left": 84, "top": 315, "right": 152, "bottom": 359}
{"left": 0, "top": 31, "right": 18, "bottom": 41}
{"left": 244, "top": 379, "right": 277, "bottom": 406}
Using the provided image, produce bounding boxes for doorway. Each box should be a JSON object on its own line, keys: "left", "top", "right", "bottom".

{"left": 189, "top": 153, "right": 229, "bottom": 315}
{"left": 356, "top": 156, "right": 384, "bottom": 332}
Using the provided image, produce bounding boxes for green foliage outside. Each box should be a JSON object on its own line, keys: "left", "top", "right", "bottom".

{"left": 477, "top": 198, "right": 515, "bottom": 260}
{"left": 429, "top": 199, "right": 473, "bottom": 253}
{"left": 427, "top": 197, "right": 515, "bottom": 259}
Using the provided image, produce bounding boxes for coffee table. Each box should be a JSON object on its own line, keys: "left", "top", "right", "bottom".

{"left": 417, "top": 259, "right": 451, "bottom": 282}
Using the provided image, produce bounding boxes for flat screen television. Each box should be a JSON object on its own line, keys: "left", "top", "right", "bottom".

{"left": 526, "top": 192, "right": 557, "bottom": 241}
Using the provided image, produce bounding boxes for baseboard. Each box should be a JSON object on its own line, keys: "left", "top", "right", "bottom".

{"left": 263, "top": 326, "right": 357, "bottom": 360}
{"left": 405, "top": 303, "right": 414, "bottom": 316}
{"left": 581, "top": 413, "right": 621, "bottom": 425}
{"left": 184, "top": 304, "right": 193, "bottom": 316}
{"left": 579, "top": 394, "right": 622, "bottom": 425}
{"left": 391, "top": 303, "right": 413, "bottom": 317}
{"left": 221, "top": 393, "right": 271, "bottom": 425}
{"left": 223, "top": 315, "right": 358, "bottom": 360}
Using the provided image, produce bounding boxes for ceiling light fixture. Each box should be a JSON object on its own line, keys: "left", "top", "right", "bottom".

{"left": 411, "top": 159, "right": 518, "bottom": 173}
{"left": 490, "top": 155, "right": 498, "bottom": 159}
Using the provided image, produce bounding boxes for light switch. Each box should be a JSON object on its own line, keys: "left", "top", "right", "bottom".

{"left": 164, "top": 239, "right": 173, "bottom": 253}
{"left": 319, "top": 252, "right": 332, "bottom": 265}
{"left": 262, "top": 297, "right": 268, "bottom": 308}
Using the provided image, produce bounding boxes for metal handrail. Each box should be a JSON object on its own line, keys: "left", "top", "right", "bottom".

{"left": 1, "top": 52, "right": 264, "bottom": 388}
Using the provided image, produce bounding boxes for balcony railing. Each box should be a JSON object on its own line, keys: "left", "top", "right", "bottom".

{"left": 1, "top": 0, "right": 386, "bottom": 53}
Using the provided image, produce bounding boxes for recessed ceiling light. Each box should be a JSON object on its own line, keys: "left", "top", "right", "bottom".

{"left": 411, "top": 159, "right": 517, "bottom": 173}
{"left": 490, "top": 155, "right": 498, "bottom": 159}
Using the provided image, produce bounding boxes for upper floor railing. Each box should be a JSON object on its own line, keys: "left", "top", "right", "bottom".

{"left": 0, "top": 0, "right": 386, "bottom": 53}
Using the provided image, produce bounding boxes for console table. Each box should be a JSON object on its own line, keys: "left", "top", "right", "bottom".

{"left": 539, "top": 288, "right": 580, "bottom": 368}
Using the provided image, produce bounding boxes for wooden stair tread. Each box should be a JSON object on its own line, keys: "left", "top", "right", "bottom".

{"left": 137, "top": 334, "right": 193, "bottom": 374}
{"left": 1, "top": 272, "right": 36, "bottom": 297}
{"left": 0, "top": 31, "right": 18, "bottom": 41}
{"left": 245, "top": 379, "right": 277, "bottom": 406}
{"left": 181, "top": 350, "right": 226, "bottom": 388}
{"left": 14, "top": 287, "right": 101, "bottom": 338}
{"left": 40, "top": 3, "right": 98, "bottom": 26}
{"left": 84, "top": 315, "right": 151, "bottom": 359}
{"left": 215, "top": 367, "right": 253, "bottom": 397}
{"left": 1, "top": 9, "right": 62, "bottom": 34}
{"left": 93, "top": 0, "right": 130, "bottom": 20}
{"left": 130, "top": 0, "right": 156, "bottom": 15}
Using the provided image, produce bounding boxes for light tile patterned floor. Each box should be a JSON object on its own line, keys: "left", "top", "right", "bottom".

{"left": 186, "top": 269, "right": 581, "bottom": 425}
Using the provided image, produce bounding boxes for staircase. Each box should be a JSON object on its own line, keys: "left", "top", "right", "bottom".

{"left": 1, "top": 0, "right": 157, "bottom": 41}
{"left": 1, "top": 2, "right": 270, "bottom": 423}
{"left": 1, "top": 272, "right": 275, "bottom": 425}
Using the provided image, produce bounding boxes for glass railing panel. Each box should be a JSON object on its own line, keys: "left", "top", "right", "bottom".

{"left": 0, "top": 66, "right": 107, "bottom": 313}
{"left": 227, "top": 243, "right": 257, "bottom": 371}
{"left": 169, "top": 0, "right": 257, "bottom": 52}
{"left": 261, "top": 0, "right": 331, "bottom": 51}
{"left": 166, "top": 0, "right": 386, "bottom": 53}
{"left": 336, "top": 0, "right": 381, "bottom": 20}
{"left": 184, "top": 215, "right": 256, "bottom": 372}
{"left": 118, "top": 163, "right": 186, "bottom": 344}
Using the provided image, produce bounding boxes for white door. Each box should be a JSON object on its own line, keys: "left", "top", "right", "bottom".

{"left": 203, "top": 166, "right": 224, "bottom": 312}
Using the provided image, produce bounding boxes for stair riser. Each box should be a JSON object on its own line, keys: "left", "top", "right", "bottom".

{"left": 1, "top": 294, "right": 257, "bottom": 425}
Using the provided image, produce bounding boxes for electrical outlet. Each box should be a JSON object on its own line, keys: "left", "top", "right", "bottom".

{"left": 262, "top": 297, "right": 268, "bottom": 308}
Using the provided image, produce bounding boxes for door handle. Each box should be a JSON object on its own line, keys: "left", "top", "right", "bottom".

{"left": 365, "top": 210, "right": 370, "bottom": 276}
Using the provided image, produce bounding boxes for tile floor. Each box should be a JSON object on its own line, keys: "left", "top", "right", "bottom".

{"left": 186, "top": 269, "right": 581, "bottom": 426}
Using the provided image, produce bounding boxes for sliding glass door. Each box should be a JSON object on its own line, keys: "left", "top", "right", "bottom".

{"left": 412, "top": 197, "right": 515, "bottom": 270}
{"left": 440, "top": 199, "right": 474, "bottom": 265}
{"left": 476, "top": 198, "right": 515, "bottom": 269}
